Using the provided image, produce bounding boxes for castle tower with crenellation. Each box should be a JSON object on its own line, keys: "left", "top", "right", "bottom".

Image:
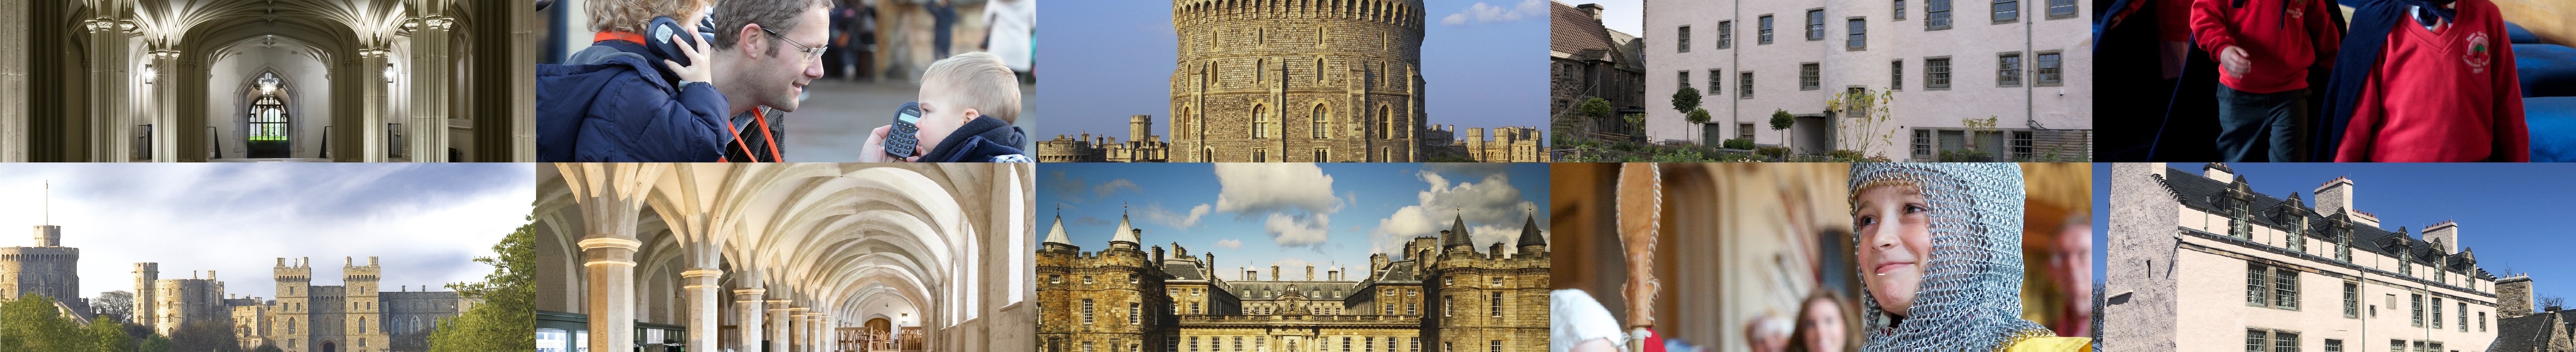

{"left": 2, "top": 224, "right": 84, "bottom": 314}
{"left": 1167, "top": 0, "right": 1428, "bottom": 162}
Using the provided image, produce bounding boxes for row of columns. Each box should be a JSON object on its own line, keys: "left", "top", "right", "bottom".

{"left": 586, "top": 237, "right": 850, "bottom": 352}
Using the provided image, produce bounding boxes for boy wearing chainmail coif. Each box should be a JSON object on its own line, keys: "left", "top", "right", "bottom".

{"left": 1847, "top": 163, "right": 2091, "bottom": 352}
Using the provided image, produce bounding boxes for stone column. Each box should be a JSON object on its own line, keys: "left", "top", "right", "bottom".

{"left": 405, "top": 15, "right": 452, "bottom": 162}
{"left": 815, "top": 314, "right": 832, "bottom": 352}
{"left": 147, "top": 45, "right": 178, "bottom": 162}
{"left": 789, "top": 307, "right": 810, "bottom": 352}
{"left": 769, "top": 300, "right": 792, "bottom": 352}
{"left": 82, "top": 13, "right": 134, "bottom": 162}
{"left": 735, "top": 288, "right": 766, "bottom": 352}
{"left": 359, "top": 45, "right": 390, "bottom": 162}
{"left": 569, "top": 174, "right": 642, "bottom": 352}
{"left": 0, "top": 0, "right": 24, "bottom": 162}
{"left": 682, "top": 268, "right": 722, "bottom": 352}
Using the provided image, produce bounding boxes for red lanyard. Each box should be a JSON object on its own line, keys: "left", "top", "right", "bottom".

{"left": 719, "top": 109, "right": 783, "bottom": 162}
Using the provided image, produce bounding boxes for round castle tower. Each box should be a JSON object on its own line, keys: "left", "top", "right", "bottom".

{"left": 2, "top": 225, "right": 82, "bottom": 311}
{"left": 1168, "top": 0, "right": 1427, "bottom": 162}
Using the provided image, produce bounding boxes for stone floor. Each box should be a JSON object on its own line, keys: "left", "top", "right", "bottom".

{"left": 782, "top": 79, "right": 1039, "bottom": 162}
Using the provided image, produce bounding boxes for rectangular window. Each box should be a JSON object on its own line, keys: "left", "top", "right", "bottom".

{"left": 1927, "top": 0, "right": 1953, "bottom": 29}
{"left": 2389, "top": 339, "right": 2402, "bottom": 352}
{"left": 1997, "top": 53, "right": 2022, "bottom": 86}
{"left": 1993, "top": 0, "right": 2019, "bottom": 22}
{"left": 2275, "top": 266, "right": 2299, "bottom": 309}
{"left": 2432, "top": 297, "right": 2444, "bottom": 328}
{"left": 1407, "top": 303, "right": 1416, "bottom": 315}
{"left": 2246, "top": 330, "right": 2266, "bottom": 352}
{"left": 1912, "top": 129, "right": 1932, "bottom": 159}
{"left": 1848, "top": 19, "right": 1867, "bottom": 49}
{"left": 1926, "top": 58, "right": 1951, "bottom": 88}
{"left": 2036, "top": 53, "right": 2061, "bottom": 84}
{"left": 2248, "top": 264, "right": 2271, "bottom": 307}
{"left": 1718, "top": 21, "right": 1734, "bottom": 49}
{"left": 1490, "top": 292, "right": 1504, "bottom": 317}
{"left": 1492, "top": 277, "right": 1504, "bottom": 287}
{"left": 1412, "top": 338, "right": 1421, "bottom": 352}
{"left": 1806, "top": 10, "right": 1826, "bottom": 40}
{"left": 1314, "top": 149, "right": 1327, "bottom": 162}
{"left": 1344, "top": 337, "right": 1352, "bottom": 352}
{"left": 1758, "top": 16, "right": 1775, "bottom": 44}
{"left": 1385, "top": 303, "right": 1395, "bottom": 314}
{"left": 2276, "top": 331, "right": 2300, "bottom": 352}
{"left": 1710, "top": 69, "right": 1724, "bottom": 95}
{"left": 1444, "top": 297, "right": 1452, "bottom": 317}
{"left": 1896, "top": 0, "right": 1908, "bottom": 19}
{"left": 2325, "top": 339, "right": 2343, "bottom": 352}
{"left": 1677, "top": 26, "right": 1692, "bottom": 53}
{"left": 1800, "top": 63, "right": 1821, "bottom": 91}
{"left": 1087, "top": 341, "right": 1097, "bottom": 352}
{"left": 1739, "top": 72, "right": 1755, "bottom": 98}
{"left": 2480, "top": 312, "right": 2488, "bottom": 331}
{"left": 2459, "top": 303, "right": 2468, "bottom": 332}
{"left": 1678, "top": 71, "right": 1691, "bottom": 91}
{"left": 1083, "top": 299, "right": 1096, "bottom": 324}
{"left": 1366, "top": 337, "right": 1375, "bottom": 352}
{"left": 2411, "top": 294, "right": 2424, "bottom": 327}
{"left": 1192, "top": 337, "right": 1201, "bottom": 352}
{"left": 2344, "top": 282, "right": 2360, "bottom": 318}
{"left": 1891, "top": 61, "right": 1904, "bottom": 90}
{"left": 2049, "top": 0, "right": 2077, "bottom": 18}
{"left": 1194, "top": 302, "right": 1203, "bottom": 314}
{"left": 1130, "top": 303, "right": 1141, "bottom": 325}
{"left": 1741, "top": 123, "right": 1756, "bottom": 141}
{"left": 1489, "top": 341, "right": 1502, "bottom": 352}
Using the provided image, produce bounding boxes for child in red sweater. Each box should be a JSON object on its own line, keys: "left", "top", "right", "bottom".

{"left": 2322, "top": 0, "right": 2526, "bottom": 162}
{"left": 2193, "top": 0, "right": 2342, "bottom": 161}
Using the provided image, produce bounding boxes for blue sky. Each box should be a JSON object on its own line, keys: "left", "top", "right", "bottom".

{"left": 1036, "top": 0, "right": 1549, "bottom": 141}
{"left": 2093, "top": 163, "right": 2576, "bottom": 307}
{"left": 1037, "top": 163, "right": 1549, "bottom": 278}
{"left": 0, "top": 164, "right": 533, "bottom": 302}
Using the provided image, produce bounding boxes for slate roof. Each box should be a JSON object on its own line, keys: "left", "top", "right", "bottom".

{"left": 1164, "top": 261, "right": 1206, "bottom": 281}
{"left": 2491, "top": 311, "right": 2567, "bottom": 352}
{"left": 1550, "top": 2, "right": 1617, "bottom": 59}
{"left": 1224, "top": 281, "right": 1361, "bottom": 300}
{"left": 2159, "top": 166, "right": 2494, "bottom": 280}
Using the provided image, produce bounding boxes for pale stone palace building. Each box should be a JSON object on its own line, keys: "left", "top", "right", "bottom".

{"left": 137, "top": 256, "right": 471, "bottom": 352}
{"left": 2107, "top": 163, "right": 2501, "bottom": 352}
{"left": 1039, "top": 210, "right": 1549, "bottom": 352}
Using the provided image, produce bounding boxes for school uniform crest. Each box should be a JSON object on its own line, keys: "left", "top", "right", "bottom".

{"left": 2465, "top": 32, "right": 2492, "bottom": 73}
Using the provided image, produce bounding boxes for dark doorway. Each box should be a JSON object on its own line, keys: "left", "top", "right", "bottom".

{"left": 320, "top": 341, "right": 336, "bottom": 352}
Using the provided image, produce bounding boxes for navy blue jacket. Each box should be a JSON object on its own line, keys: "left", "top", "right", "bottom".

{"left": 917, "top": 115, "right": 1031, "bottom": 162}
{"left": 536, "top": 40, "right": 733, "bottom": 161}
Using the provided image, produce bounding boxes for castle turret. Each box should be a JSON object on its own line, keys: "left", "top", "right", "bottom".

{"left": 1443, "top": 211, "right": 1474, "bottom": 253}
{"left": 1043, "top": 209, "right": 1078, "bottom": 253}
{"left": 33, "top": 225, "right": 60, "bottom": 247}
{"left": 1110, "top": 205, "right": 1140, "bottom": 249}
{"left": 1130, "top": 115, "right": 1154, "bottom": 145}
{"left": 346, "top": 256, "right": 385, "bottom": 348}
{"left": 1516, "top": 209, "right": 1547, "bottom": 256}
{"left": 134, "top": 262, "right": 158, "bottom": 329}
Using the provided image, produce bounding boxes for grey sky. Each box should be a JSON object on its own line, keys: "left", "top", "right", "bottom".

{"left": 0, "top": 164, "right": 533, "bottom": 302}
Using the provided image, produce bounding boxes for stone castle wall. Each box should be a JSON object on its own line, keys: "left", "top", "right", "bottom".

{"left": 1168, "top": 0, "right": 1428, "bottom": 162}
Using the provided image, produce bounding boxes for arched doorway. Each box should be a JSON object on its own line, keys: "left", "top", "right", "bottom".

{"left": 866, "top": 317, "right": 892, "bottom": 351}
{"left": 320, "top": 340, "right": 336, "bottom": 352}
{"left": 246, "top": 72, "right": 292, "bottom": 158}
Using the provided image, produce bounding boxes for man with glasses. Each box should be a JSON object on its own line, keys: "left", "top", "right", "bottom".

{"left": 707, "top": 0, "right": 834, "bottom": 162}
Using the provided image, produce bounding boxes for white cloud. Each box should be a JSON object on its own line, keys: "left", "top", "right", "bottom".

{"left": 1213, "top": 164, "right": 1340, "bottom": 214}
{"left": 1142, "top": 203, "right": 1212, "bottom": 228}
{"left": 1216, "top": 239, "right": 1243, "bottom": 249}
{"left": 1368, "top": 170, "right": 1544, "bottom": 257}
{"left": 1212, "top": 164, "right": 1342, "bottom": 247}
{"left": 1265, "top": 212, "right": 1334, "bottom": 247}
{"left": 1439, "top": 0, "right": 1547, "bottom": 26}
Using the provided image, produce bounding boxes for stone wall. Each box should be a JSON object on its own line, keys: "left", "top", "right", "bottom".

{"left": 1168, "top": 0, "right": 1429, "bottom": 162}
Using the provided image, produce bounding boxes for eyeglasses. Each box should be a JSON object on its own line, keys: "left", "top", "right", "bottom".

{"left": 758, "top": 26, "right": 829, "bottom": 63}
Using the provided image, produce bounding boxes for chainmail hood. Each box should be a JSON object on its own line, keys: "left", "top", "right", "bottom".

{"left": 1846, "top": 163, "right": 2056, "bottom": 352}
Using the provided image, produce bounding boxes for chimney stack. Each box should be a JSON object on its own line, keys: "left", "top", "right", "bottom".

{"left": 2500, "top": 275, "right": 2536, "bottom": 318}
{"left": 1272, "top": 265, "right": 1281, "bottom": 281}
{"left": 1307, "top": 265, "right": 1315, "bottom": 281}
